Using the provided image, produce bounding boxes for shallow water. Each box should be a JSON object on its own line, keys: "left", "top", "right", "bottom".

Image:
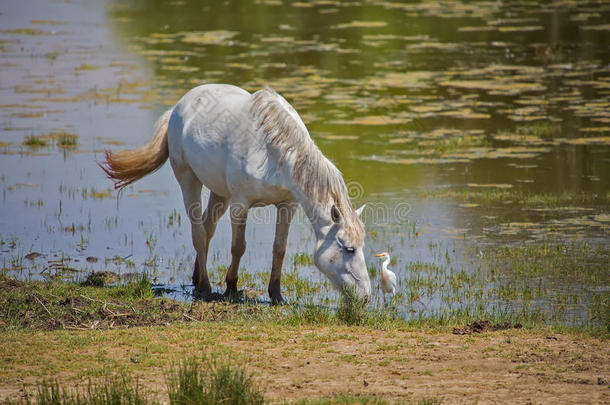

{"left": 1, "top": 0, "right": 608, "bottom": 326}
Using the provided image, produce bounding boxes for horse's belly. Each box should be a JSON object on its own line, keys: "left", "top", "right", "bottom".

{"left": 186, "top": 141, "right": 231, "bottom": 197}
{"left": 227, "top": 175, "right": 295, "bottom": 206}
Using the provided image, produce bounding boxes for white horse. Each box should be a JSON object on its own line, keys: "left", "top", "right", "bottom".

{"left": 101, "top": 84, "right": 371, "bottom": 303}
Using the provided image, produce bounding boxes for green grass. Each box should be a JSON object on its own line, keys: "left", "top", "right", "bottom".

{"left": 125, "top": 273, "right": 154, "bottom": 300}
{"left": 16, "top": 354, "right": 263, "bottom": 405}
{"left": 23, "top": 374, "right": 150, "bottom": 405}
{"left": 2, "top": 256, "right": 608, "bottom": 336}
{"left": 167, "top": 354, "right": 264, "bottom": 405}
{"left": 336, "top": 288, "right": 369, "bottom": 326}
{"left": 293, "top": 252, "right": 314, "bottom": 267}
{"left": 287, "top": 302, "right": 332, "bottom": 326}
{"left": 18, "top": 375, "right": 443, "bottom": 405}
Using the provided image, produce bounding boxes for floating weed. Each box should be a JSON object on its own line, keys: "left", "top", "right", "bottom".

{"left": 179, "top": 30, "right": 239, "bottom": 46}
{"left": 81, "top": 271, "right": 118, "bottom": 287}
{"left": 57, "top": 133, "right": 78, "bottom": 148}
{"left": 22, "top": 136, "right": 48, "bottom": 147}
{"left": 82, "top": 187, "right": 113, "bottom": 199}
{"left": 519, "top": 122, "right": 562, "bottom": 138}
{"left": 75, "top": 63, "right": 99, "bottom": 71}
{"left": 22, "top": 131, "right": 79, "bottom": 149}
{"left": 1, "top": 28, "right": 49, "bottom": 36}
{"left": 418, "top": 187, "right": 605, "bottom": 207}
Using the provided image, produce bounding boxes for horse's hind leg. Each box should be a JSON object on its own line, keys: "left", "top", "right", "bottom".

{"left": 193, "top": 191, "right": 228, "bottom": 288}
{"left": 224, "top": 203, "right": 248, "bottom": 298}
{"left": 175, "top": 167, "right": 227, "bottom": 296}
{"left": 269, "top": 202, "right": 297, "bottom": 305}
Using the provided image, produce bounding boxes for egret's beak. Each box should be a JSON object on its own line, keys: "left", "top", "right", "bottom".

{"left": 375, "top": 253, "right": 385, "bottom": 257}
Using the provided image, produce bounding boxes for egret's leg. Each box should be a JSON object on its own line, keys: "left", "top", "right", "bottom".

{"left": 224, "top": 204, "right": 248, "bottom": 298}
{"left": 268, "top": 202, "right": 297, "bottom": 305}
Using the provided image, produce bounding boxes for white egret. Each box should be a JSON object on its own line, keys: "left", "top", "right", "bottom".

{"left": 375, "top": 252, "right": 397, "bottom": 303}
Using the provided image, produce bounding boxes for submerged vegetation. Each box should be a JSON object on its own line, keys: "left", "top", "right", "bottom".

{"left": 21, "top": 131, "right": 79, "bottom": 149}
{"left": 22, "top": 136, "right": 48, "bottom": 148}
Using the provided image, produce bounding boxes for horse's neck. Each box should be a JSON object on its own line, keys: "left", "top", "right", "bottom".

{"left": 290, "top": 187, "right": 331, "bottom": 240}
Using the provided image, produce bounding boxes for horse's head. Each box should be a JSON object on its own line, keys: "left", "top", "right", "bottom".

{"left": 314, "top": 204, "right": 371, "bottom": 300}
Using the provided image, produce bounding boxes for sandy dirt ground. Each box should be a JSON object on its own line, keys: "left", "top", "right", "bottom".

{"left": 1, "top": 324, "right": 608, "bottom": 404}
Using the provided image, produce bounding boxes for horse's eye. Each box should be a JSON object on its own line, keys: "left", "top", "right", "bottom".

{"left": 337, "top": 238, "right": 355, "bottom": 253}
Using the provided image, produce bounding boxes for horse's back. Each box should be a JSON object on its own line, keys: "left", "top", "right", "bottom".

{"left": 167, "top": 84, "right": 289, "bottom": 203}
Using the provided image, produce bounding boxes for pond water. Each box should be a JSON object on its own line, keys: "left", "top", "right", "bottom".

{"left": 1, "top": 0, "right": 608, "bottom": 327}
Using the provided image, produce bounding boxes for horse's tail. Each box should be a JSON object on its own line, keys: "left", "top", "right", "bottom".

{"left": 100, "top": 109, "right": 173, "bottom": 191}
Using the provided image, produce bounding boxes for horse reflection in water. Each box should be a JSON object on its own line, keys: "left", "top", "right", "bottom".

{"left": 101, "top": 84, "right": 370, "bottom": 304}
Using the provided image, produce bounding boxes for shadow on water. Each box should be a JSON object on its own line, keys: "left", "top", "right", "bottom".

{"left": 0, "top": 0, "right": 608, "bottom": 327}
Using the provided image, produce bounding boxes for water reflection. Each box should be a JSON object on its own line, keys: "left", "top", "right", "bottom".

{"left": 0, "top": 0, "right": 608, "bottom": 326}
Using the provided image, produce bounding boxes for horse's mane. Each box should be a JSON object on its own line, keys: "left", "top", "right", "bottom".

{"left": 251, "top": 86, "right": 364, "bottom": 244}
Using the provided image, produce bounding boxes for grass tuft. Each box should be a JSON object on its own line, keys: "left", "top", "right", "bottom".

{"left": 125, "top": 273, "right": 154, "bottom": 300}
{"left": 167, "top": 354, "right": 264, "bottom": 405}
{"left": 287, "top": 301, "right": 332, "bottom": 325}
{"left": 336, "top": 288, "right": 369, "bottom": 326}
{"left": 24, "top": 373, "right": 150, "bottom": 405}
{"left": 293, "top": 252, "right": 314, "bottom": 267}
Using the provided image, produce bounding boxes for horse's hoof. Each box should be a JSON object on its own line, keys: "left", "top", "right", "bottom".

{"left": 223, "top": 288, "right": 241, "bottom": 303}
{"left": 192, "top": 284, "right": 212, "bottom": 301}
{"left": 192, "top": 255, "right": 201, "bottom": 285}
{"left": 270, "top": 293, "right": 286, "bottom": 306}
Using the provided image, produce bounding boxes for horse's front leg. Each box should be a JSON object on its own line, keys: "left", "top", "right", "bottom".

{"left": 224, "top": 203, "right": 248, "bottom": 299}
{"left": 269, "top": 202, "right": 297, "bottom": 305}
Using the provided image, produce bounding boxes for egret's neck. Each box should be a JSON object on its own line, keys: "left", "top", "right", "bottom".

{"left": 382, "top": 257, "right": 390, "bottom": 272}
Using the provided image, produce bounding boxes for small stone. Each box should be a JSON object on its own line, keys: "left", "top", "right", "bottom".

{"left": 25, "top": 252, "right": 42, "bottom": 260}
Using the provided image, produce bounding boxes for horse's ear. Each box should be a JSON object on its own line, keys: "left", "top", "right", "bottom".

{"left": 355, "top": 203, "right": 366, "bottom": 218}
{"left": 331, "top": 205, "right": 342, "bottom": 224}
